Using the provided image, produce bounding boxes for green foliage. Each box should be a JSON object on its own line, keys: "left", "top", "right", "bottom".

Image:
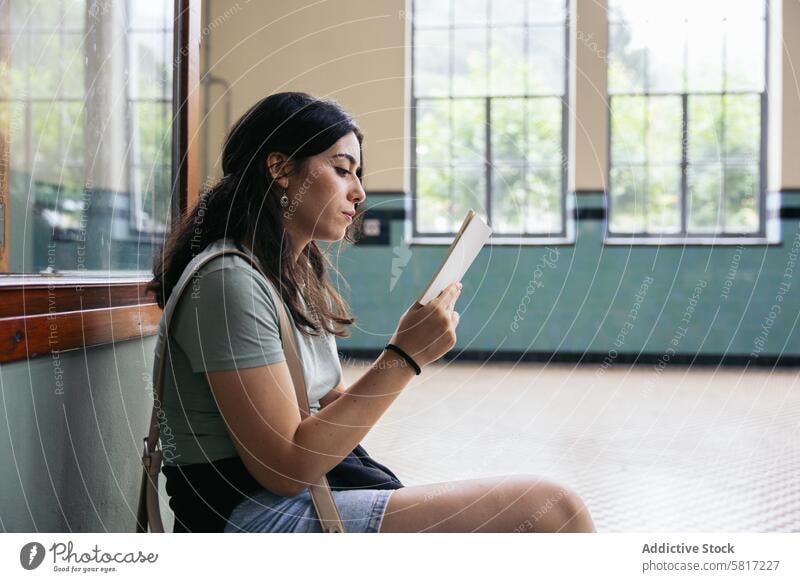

{"left": 415, "top": 20, "right": 565, "bottom": 234}
{"left": 608, "top": 7, "right": 764, "bottom": 234}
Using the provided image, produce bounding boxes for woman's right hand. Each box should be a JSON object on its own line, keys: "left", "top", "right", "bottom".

{"left": 388, "top": 282, "right": 462, "bottom": 369}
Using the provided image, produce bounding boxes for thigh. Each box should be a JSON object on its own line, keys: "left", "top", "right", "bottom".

{"left": 225, "top": 487, "right": 395, "bottom": 533}
{"left": 379, "top": 475, "right": 595, "bottom": 533}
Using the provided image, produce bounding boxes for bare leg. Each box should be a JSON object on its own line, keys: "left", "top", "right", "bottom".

{"left": 379, "top": 475, "right": 595, "bottom": 533}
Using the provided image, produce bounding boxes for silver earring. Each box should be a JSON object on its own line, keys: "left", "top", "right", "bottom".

{"left": 279, "top": 189, "right": 289, "bottom": 208}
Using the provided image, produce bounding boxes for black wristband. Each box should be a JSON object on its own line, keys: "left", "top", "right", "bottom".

{"left": 385, "top": 343, "right": 421, "bottom": 375}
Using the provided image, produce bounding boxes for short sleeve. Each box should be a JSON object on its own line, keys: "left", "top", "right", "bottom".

{"left": 171, "top": 256, "right": 287, "bottom": 373}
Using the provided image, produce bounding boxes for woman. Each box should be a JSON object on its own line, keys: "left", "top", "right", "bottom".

{"left": 148, "top": 92, "right": 595, "bottom": 533}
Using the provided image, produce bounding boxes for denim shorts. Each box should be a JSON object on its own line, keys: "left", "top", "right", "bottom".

{"left": 223, "top": 487, "right": 397, "bottom": 533}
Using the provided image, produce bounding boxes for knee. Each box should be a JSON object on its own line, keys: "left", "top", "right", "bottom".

{"left": 515, "top": 477, "right": 595, "bottom": 533}
{"left": 552, "top": 486, "right": 595, "bottom": 533}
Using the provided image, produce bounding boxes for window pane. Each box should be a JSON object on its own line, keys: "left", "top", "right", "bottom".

{"left": 453, "top": 164, "right": 487, "bottom": 225}
{"left": 414, "top": 29, "right": 450, "bottom": 97}
{"left": 526, "top": 97, "right": 562, "bottom": 166}
{"left": 27, "top": 35, "right": 61, "bottom": 98}
{"left": 414, "top": 0, "right": 451, "bottom": 27}
{"left": 687, "top": 19, "right": 723, "bottom": 92}
{"left": 491, "top": 98, "right": 525, "bottom": 162}
{"left": 135, "top": 165, "right": 171, "bottom": 233}
{"left": 647, "top": 97, "right": 681, "bottom": 164}
{"left": 416, "top": 99, "right": 451, "bottom": 164}
{"left": 133, "top": 102, "right": 171, "bottom": 174}
{"left": 0, "top": 35, "right": 21, "bottom": 98}
{"left": 687, "top": 164, "right": 724, "bottom": 233}
{"left": 646, "top": 21, "right": 684, "bottom": 93}
{"left": 525, "top": 166, "right": 562, "bottom": 232}
{"left": 130, "top": 32, "right": 172, "bottom": 99}
{"left": 11, "top": 0, "right": 60, "bottom": 30}
{"left": 495, "top": 165, "right": 560, "bottom": 234}
{"left": 611, "top": 96, "right": 646, "bottom": 165}
{"left": 608, "top": 23, "right": 646, "bottom": 94}
{"left": 724, "top": 94, "right": 760, "bottom": 164}
{"left": 451, "top": 98, "right": 486, "bottom": 163}
{"left": 416, "top": 165, "right": 453, "bottom": 233}
{"left": 3, "top": 0, "right": 174, "bottom": 273}
{"left": 60, "top": 165, "right": 85, "bottom": 194}
{"left": 725, "top": 164, "right": 759, "bottom": 233}
{"left": 607, "top": 0, "right": 640, "bottom": 23}
{"left": 647, "top": 165, "right": 681, "bottom": 233}
{"left": 607, "top": 1, "right": 765, "bottom": 237}
{"left": 686, "top": 0, "right": 728, "bottom": 23}
{"left": 63, "top": 102, "right": 84, "bottom": 168}
{"left": 489, "top": 27, "right": 526, "bottom": 96}
{"left": 528, "top": 25, "right": 565, "bottom": 95}
{"left": 528, "top": 0, "right": 566, "bottom": 23}
{"left": 417, "top": 166, "right": 486, "bottom": 233}
{"left": 60, "top": 34, "right": 85, "bottom": 98}
{"left": 610, "top": 165, "right": 647, "bottom": 233}
{"left": 491, "top": 0, "right": 526, "bottom": 25}
{"left": 31, "top": 103, "right": 65, "bottom": 185}
{"left": 610, "top": 0, "right": 696, "bottom": 23}
{"left": 453, "top": 0, "right": 488, "bottom": 26}
{"left": 63, "top": 0, "right": 85, "bottom": 30}
{"left": 725, "top": 18, "right": 765, "bottom": 92}
{"left": 688, "top": 95, "right": 723, "bottom": 164}
{"left": 493, "top": 162, "right": 526, "bottom": 233}
{"left": 721, "top": 0, "right": 764, "bottom": 21}
{"left": 453, "top": 28, "right": 487, "bottom": 96}
{"left": 413, "top": 0, "right": 567, "bottom": 237}
{"left": 130, "top": 1, "right": 170, "bottom": 30}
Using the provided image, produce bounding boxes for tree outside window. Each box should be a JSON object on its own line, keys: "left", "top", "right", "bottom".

{"left": 608, "top": 0, "right": 766, "bottom": 236}
{"left": 412, "top": 0, "right": 568, "bottom": 238}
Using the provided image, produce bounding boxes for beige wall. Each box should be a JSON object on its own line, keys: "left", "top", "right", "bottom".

{"left": 200, "top": 0, "right": 800, "bottom": 195}
{"left": 775, "top": 0, "right": 800, "bottom": 189}
{"left": 569, "top": 0, "right": 608, "bottom": 192}
{"left": 200, "top": 0, "right": 408, "bottom": 192}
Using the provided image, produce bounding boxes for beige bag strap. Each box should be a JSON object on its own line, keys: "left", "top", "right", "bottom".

{"left": 137, "top": 243, "right": 344, "bottom": 533}
{"left": 251, "top": 255, "right": 346, "bottom": 533}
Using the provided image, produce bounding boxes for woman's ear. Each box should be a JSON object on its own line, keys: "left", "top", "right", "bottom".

{"left": 266, "top": 152, "right": 291, "bottom": 189}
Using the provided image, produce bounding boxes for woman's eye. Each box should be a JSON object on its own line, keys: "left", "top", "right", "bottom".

{"left": 335, "top": 167, "right": 350, "bottom": 176}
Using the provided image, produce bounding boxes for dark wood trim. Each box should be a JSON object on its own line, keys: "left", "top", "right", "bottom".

{"left": 0, "top": 280, "right": 155, "bottom": 318}
{"left": 173, "top": 0, "right": 201, "bottom": 216}
{"left": 0, "top": 303, "right": 162, "bottom": 363}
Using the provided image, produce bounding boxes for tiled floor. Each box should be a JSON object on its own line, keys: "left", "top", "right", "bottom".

{"left": 346, "top": 360, "right": 800, "bottom": 532}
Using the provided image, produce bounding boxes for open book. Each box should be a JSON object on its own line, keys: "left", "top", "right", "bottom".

{"left": 416, "top": 209, "right": 493, "bottom": 306}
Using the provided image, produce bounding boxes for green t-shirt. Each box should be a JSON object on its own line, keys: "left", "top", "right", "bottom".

{"left": 154, "top": 239, "right": 343, "bottom": 466}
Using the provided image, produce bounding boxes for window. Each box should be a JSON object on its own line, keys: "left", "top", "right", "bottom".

{"left": 0, "top": 0, "right": 173, "bottom": 274}
{"left": 0, "top": 0, "right": 199, "bottom": 364}
{"left": 127, "top": 1, "right": 174, "bottom": 236}
{"left": 607, "top": 0, "right": 767, "bottom": 237}
{"left": 411, "top": 0, "right": 569, "bottom": 241}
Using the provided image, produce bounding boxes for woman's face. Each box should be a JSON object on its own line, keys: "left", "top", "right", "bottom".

{"left": 278, "top": 132, "right": 366, "bottom": 249}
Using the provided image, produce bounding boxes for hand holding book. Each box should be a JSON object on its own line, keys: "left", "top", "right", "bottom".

{"left": 387, "top": 210, "right": 492, "bottom": 370}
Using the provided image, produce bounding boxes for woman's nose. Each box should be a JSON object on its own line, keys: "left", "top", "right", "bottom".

{"left": 350, "top": 180, "right": 366, "bottom": 205}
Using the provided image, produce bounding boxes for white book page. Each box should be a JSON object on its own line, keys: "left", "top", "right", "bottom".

{"left": 416, "top": 210, "right": 492, "bottom": 306}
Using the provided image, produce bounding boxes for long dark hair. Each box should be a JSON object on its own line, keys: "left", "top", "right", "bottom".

{"left": 148, "top": 92, "right": 365, "bottom": 337}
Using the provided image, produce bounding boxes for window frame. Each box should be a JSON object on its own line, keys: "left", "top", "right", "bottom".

{"left": 605, "top": 0, "right": 771, "bottom": 244}
{"left": 126, "top": 0, "right": 175, "bottom": 237}
{"left": 408, "top": 0, "right": 573, "bottom": 246}
{"left": 0, "top": 0, "right": 200, "bottom": 363}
